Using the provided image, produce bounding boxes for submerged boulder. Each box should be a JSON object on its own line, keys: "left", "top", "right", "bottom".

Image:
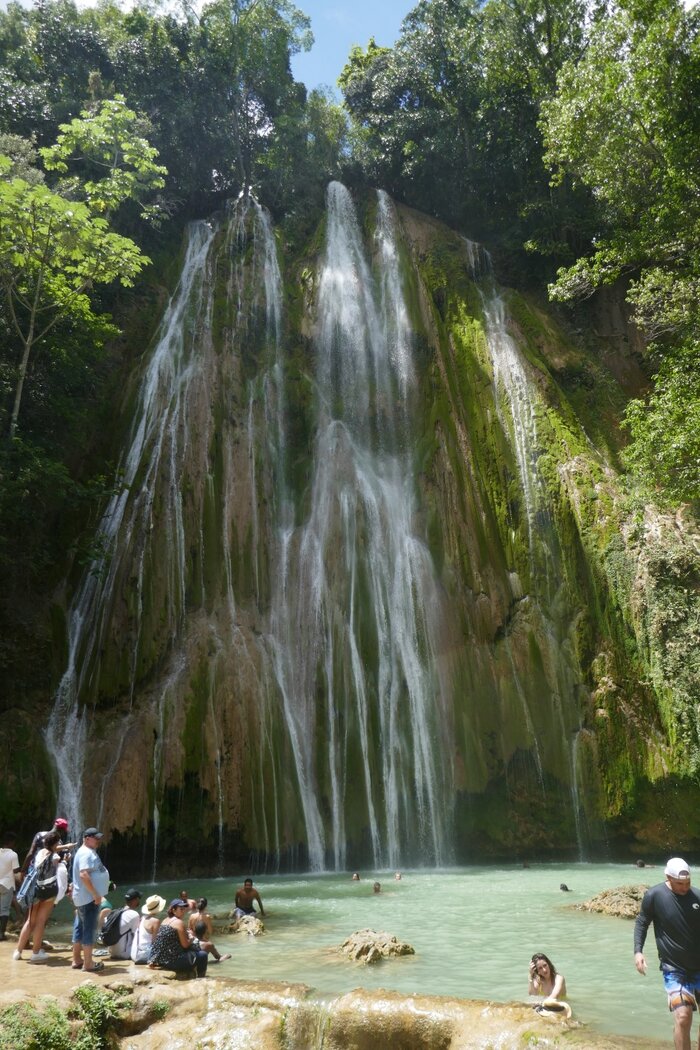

{"left": 576, "top": 885, "right": 648, "bottom": 919}
{"left": 336, "top": 929, "right": 415, "bottom": 964}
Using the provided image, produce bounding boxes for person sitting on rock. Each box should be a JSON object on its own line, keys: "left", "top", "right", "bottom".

{"left": 98, "top": 881, "right": 118, "bottom": 932}
{"left": 233, "top": 878, "right": 264, "bottom": 918}
{"left": 131, "top": 894, "right": 165, "bottom": 965}
{"left": 192, "top": 919, "right": 231, "bottom": 962}
{"left": 528, "top": 952, "right": 567, "bottom": 1000}
{"left": 188, "top": 897, "right": 213, "bottom": 938}
{"left": 149, "top": 899, "right": 208, "bottom": 978}
{"left": 107, "top": 889, "right": 142, "bottom": 959}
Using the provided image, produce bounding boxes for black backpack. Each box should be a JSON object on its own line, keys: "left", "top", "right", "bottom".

{"left": 33, "top": 851, "right": 59, "bottom": 901}
{"left": 100, "top": 906, "right": 127, "bottom": 946}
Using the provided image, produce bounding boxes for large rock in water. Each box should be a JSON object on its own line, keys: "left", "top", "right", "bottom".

{"left": 221, "top": 914, "right": 265, "bottom": 936}
{"left": 576, "top": 885, "right": 649, "bottom": 919}
{"left": 336, "top": 929, "right": 415, "bottom": 964}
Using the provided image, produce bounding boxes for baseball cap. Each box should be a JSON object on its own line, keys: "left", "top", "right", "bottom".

{"left": 124, "top": 888, "right": 142, "bottom": 901}
{"left": 665, "top": 857, "right": 691, "bottom": 879}
{"left": 168, "top": 898, "right": 188, "bottom": 910}
{"left": 54, "top": 818, "right": 69, "bottom": 830}
{"left": 83, "top": 827, "right": 103, "bottom": 839}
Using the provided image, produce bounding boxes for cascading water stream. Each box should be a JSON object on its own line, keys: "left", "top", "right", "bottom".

{"left": 264, "top": 183, "right": 452, "bottom": 871}
{"left": 46, "top": 193, "right": 286, "bottom": 863}
{"left": 45, "top": 222, "right": 216, "bottom": 838}
{"left": 477, "top": 267, "right": 588, "bottom": 856}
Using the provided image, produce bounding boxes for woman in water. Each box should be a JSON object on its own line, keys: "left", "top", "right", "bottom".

{"left": 528, "top": 952, "right": 567, "bottom": 1000}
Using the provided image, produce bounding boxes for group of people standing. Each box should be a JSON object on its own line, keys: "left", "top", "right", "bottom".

{"left": 6, "top": 819, "right": 240, "bottom": 979}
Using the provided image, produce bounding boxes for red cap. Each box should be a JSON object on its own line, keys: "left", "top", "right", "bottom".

{"left": 54, "top": 818, "right": 69, "bottom": 830}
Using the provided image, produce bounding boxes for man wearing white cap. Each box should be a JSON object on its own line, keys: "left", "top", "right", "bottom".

{"left": 634, "top": 857, "right": 700, "bottom": 1050}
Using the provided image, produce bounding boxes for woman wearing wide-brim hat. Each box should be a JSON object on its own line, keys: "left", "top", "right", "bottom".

{"left": 131, "top": 894, "right": 166, "bottom": 965}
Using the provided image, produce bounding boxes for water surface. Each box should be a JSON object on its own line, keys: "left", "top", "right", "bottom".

{"left": 52, "top": 863, "right": 666, "bottom": 1042}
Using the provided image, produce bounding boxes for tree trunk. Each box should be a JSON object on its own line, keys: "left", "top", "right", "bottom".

{"left": 9, "top": 335, "right": 33, "bottom": 442}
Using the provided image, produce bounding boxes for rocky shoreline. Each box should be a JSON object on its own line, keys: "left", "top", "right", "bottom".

{"left": 0, "top": 938, "right": 667, "bottom": 1049}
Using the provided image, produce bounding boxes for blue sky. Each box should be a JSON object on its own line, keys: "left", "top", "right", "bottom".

{"left": 290, "top": 0, "right": 411, "bottom": 92}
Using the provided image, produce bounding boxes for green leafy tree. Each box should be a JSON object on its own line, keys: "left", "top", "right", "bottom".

{"left": 623, "top": 347, "right": 700, "bottom": 505}
{"left": 340, "top": 3, "right": 484, "bottom": 225}
{"left": 542, "top": 0, "right": 699, "bottom": 311}
{"left": 0, "top": 0, "right": 112, "bottom": 143}
{"left": 541, "top": 0, "right": 700, "bottom": 503}
{"left": 198, "top": 0, "right": 312, "bottom": 193}
{"left": 259, "top": 86, "right": 348, "bottom": 216}
{"left": 339, "top": 0, "right": 592, "bottom": 257}
{"left": 0, "top": 96, "right": 166, "bottom": 440}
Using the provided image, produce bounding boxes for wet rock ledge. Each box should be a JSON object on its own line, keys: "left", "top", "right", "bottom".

{"left": 0, "top": 963, "right": 668, "bottom": 1050}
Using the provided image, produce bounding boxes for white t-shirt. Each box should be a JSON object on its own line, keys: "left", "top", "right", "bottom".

{"left": 55, "top": 861, "right": 68, "bottom": 904}
{"left": 109, "top": 907, "right": 141, "bottom": 959}
{"left": 0, "top": 848, "right": 19, "bottom": 892}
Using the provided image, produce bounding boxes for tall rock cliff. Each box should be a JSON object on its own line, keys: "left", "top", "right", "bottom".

{"left": 20, "top": 185, "right": 700, "bottom": 874}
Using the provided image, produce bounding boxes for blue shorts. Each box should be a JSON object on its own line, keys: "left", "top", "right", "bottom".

{"left": 73, "top": 901, "right": 99, "bottom": 946}
{"left": 661, "top": 966, "right": 700, "bottom": 1011}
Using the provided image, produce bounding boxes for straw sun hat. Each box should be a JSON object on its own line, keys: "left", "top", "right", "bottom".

{"left": 536, "top": 998, "right": 573, "bottom": 1020}
{"left": 141, "top": 894, "right": 166, "bottom": 916}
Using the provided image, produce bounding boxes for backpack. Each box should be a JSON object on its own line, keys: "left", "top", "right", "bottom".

{"left": 16, "top": 867, "right": 38, "bottom": 912}
{"left": 100, "top": 906, "right": 127, "bottom": 946}
{"left": 33, "top": 850, "right": 59, "bottom": 901}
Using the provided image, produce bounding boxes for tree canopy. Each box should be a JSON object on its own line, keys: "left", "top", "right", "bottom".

{"left": 541, "top": 0, "right": 700, "bottom": 503}
{"left": 0, "top": 96, "right": 164, "bottom": 441}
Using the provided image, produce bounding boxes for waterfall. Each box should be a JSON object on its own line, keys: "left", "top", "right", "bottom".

{"left": 478, "top": 270, "right": 588, "bottom": 855}
{"left": 42, "top": 180, "right": 599, "bottom": 871}
{"left": 265, "top": 183, "right": 451, "bottom": 870}
{"left": 45, "top": 222, "right": 217, "bottom": 839}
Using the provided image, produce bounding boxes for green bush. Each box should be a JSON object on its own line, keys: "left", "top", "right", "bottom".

{"left": 0, "top": 1001, "right": 71, "bottom": 1050}
{"left": 0, "top": 986, "right": 120, "bottom": 1050}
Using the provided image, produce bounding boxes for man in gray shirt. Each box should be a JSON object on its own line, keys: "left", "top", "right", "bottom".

{"left": 72, "top": 828, "right": 110, "bottom": 973}
{"left": 634, "top": 857, "right": 700, "bottom": 1050}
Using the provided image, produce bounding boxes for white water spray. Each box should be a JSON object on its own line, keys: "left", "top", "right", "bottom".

{"left": 45, "top": 222, "right": 216, "bottom": 838}
{"left": 265, "top": 184, "right": 451, "bottom": 870}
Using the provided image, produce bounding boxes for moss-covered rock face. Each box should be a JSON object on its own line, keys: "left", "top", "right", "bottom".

{"left": 22, "top": 186, "right": 700, "bottom": 871}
